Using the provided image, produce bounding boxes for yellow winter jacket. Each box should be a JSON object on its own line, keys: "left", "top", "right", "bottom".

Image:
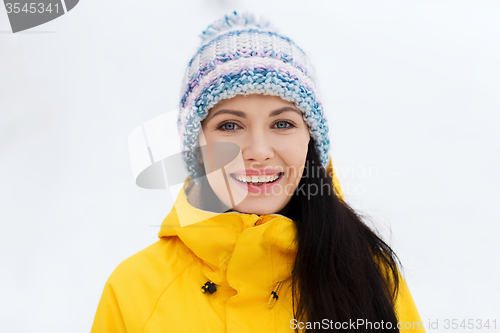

{"left": 91, "top": 164, "right": 425, "bottom": 332}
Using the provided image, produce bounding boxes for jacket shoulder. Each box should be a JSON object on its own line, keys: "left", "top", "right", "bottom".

{"left": 393, "top": 271, "right": 426, "bottom": 332}
{"left": 109, "top": 237, "right": 194, "bottom": 287}
{"left": 91, "top": 237, "right": 195, "bottom": 333}
{"left": 373, "top": 253, "right": 426, "bottom": 332}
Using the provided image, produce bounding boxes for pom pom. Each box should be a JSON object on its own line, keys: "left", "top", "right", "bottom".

{"left": 199, "top": 11, "right": 276, "bottom": 45}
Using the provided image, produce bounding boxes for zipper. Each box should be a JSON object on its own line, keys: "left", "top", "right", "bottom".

{"left": 254, "top": 216, "right": 265, "bottom": 226}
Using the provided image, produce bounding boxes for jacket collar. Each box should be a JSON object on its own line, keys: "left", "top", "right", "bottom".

{"left": 157, "top": 157, "right": 344, "bottom": 291}
{"left": 158, "top": 178, "right": 298, "bottom": 287}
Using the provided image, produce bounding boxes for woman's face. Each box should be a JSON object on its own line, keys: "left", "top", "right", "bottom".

{"left": 199, "top": 94, "right": 310, "bottom": 215}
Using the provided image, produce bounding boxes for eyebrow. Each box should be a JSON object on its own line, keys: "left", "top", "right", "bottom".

{"left": 206, "top": 106, "right": 302, "bottom": 122}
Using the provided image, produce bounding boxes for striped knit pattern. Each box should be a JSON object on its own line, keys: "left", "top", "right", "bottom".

{"left": 178, "top": 11, "right": 330, "bottom": 183}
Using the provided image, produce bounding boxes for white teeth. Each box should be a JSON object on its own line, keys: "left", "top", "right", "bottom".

{"left": 234, "top": 173, "right": 281, "bottom": 184}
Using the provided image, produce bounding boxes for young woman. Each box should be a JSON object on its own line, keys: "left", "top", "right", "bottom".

{"left": 91, "top": 12, "right": 425, "bottom": 333}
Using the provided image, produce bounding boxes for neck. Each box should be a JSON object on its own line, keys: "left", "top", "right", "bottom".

{"left": 277, "top": 200, "right": 291, "bottom": 216}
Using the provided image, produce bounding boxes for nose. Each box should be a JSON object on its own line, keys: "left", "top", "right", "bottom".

{"left": 241, "top": 129, "right": 274, "bottom": 163}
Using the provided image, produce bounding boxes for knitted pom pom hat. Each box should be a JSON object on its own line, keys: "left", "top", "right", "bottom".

{"left": 177, "top": 11, "right": 331, "bottom": 185}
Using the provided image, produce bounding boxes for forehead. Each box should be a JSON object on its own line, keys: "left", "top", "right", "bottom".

{"left": 208, "top": 94, "right": 298, "bottom": 114}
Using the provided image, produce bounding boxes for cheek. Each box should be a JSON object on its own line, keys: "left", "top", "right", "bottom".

{"left": 277, "top": 136, "right": 309, "bottom": 180}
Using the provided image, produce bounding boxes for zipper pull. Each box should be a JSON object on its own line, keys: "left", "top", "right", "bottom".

{"left": 254, "top": 216, "right": 264, "bottom": 226}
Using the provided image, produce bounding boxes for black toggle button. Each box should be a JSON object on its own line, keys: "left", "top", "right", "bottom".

{"left": 201, "top": 281, "right": 217, "bottom": 294}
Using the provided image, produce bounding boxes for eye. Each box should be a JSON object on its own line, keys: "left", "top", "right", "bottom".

{"left": 217, "top": 121, "right": 240, "bottom": 132}
{"left": 273, "top": 120, "right": 295, "bottom": 130}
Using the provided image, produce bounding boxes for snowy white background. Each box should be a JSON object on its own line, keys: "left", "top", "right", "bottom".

{"left": 1, "top": 0, "right": 499, "bottom": 331}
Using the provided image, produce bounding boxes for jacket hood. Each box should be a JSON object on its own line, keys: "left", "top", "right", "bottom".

{"left": 158, "top": 178, "right": 298, "bottom": 287}
{"left": 157, "top": 156, "right": 344, "bottom": 300}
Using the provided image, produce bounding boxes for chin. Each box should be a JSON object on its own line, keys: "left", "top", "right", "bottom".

{"left": 232, "top": 200, "right": 284, "bottom": 216}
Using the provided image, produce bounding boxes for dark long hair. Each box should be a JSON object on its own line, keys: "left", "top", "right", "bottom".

{"left": 285, "top": 138, "right": 401, "bottom": 332}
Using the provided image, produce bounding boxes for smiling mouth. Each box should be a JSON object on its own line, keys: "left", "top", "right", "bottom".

{"left": 230, "top": 172, "right": 284, "bottom": 185}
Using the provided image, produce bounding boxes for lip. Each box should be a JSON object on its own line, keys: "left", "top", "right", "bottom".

{"left": 230, "top": 169, "right": 283, "bottom": 176}
{"left": 229, "top": 172, "right": 284, "bottom": 194}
